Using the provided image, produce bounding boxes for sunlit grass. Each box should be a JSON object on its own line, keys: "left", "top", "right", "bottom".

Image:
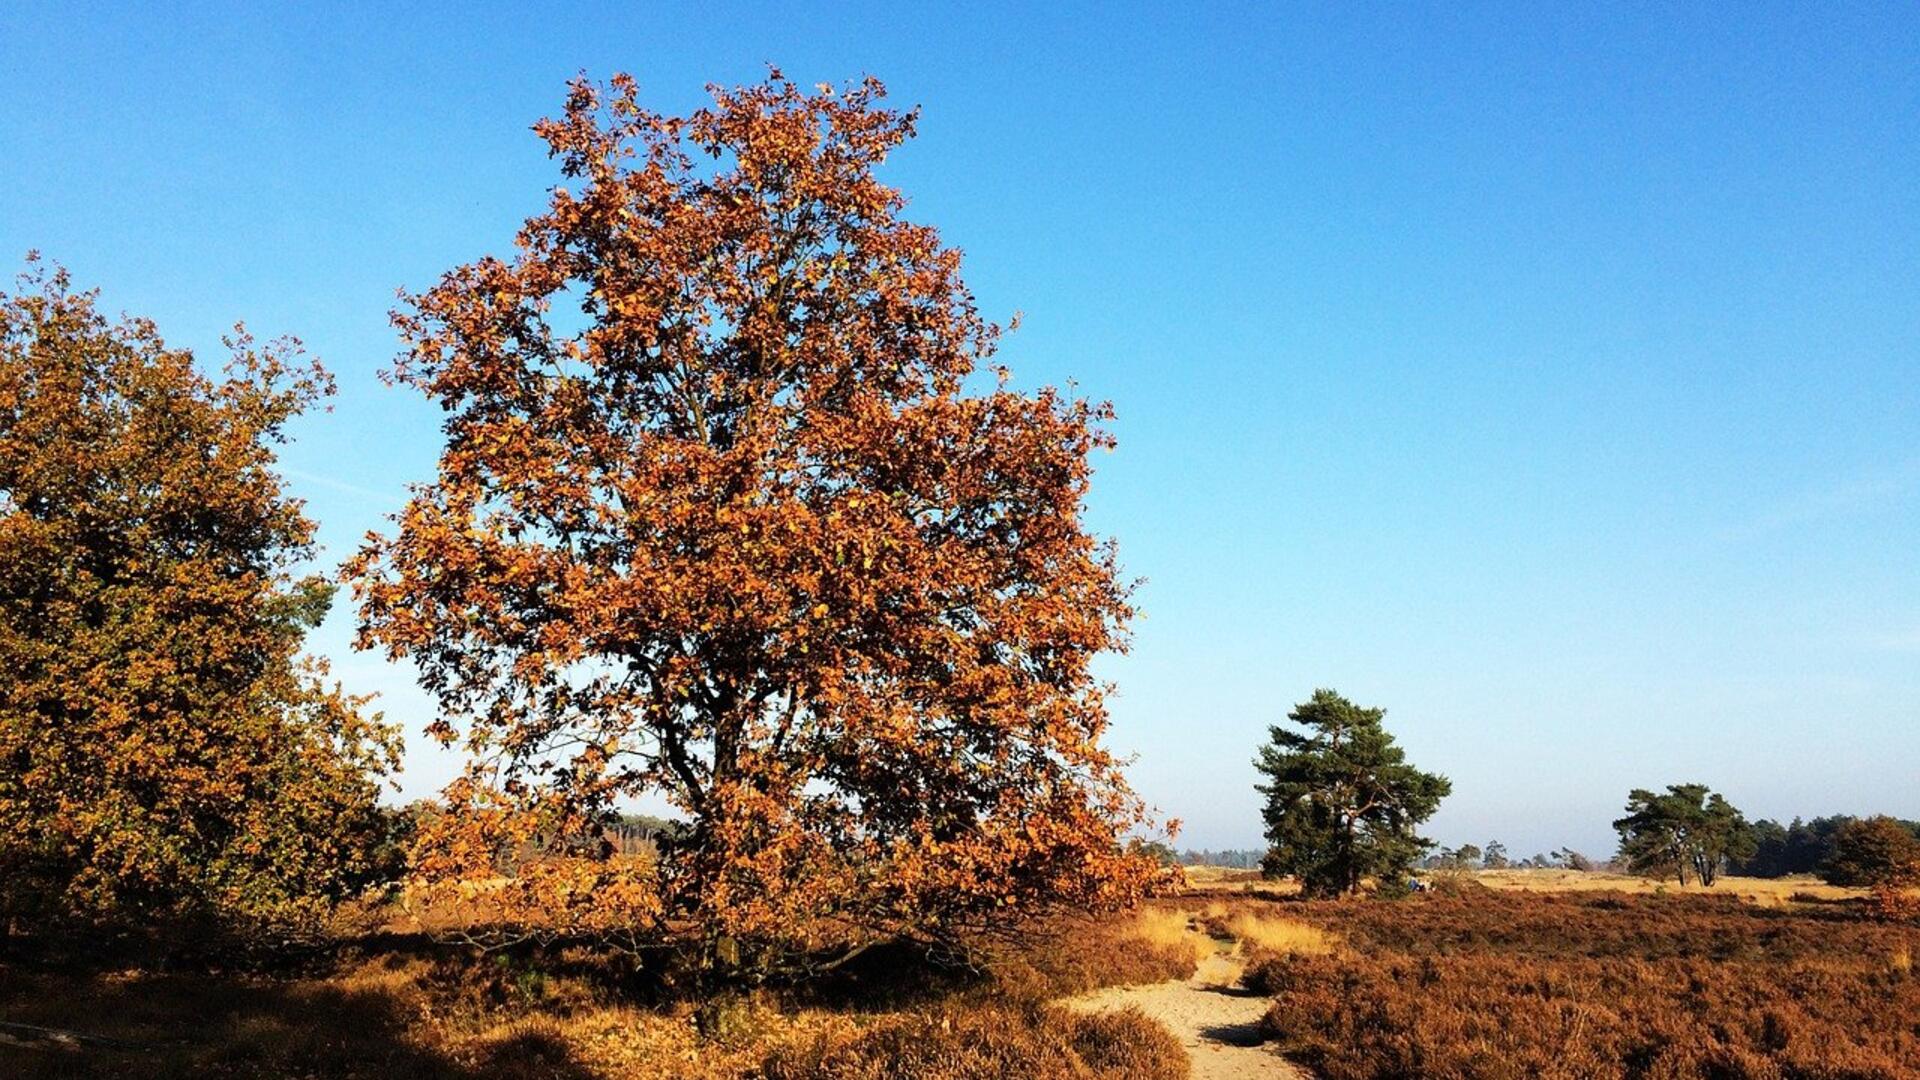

{"left": 1226, "top": 911, "right": 1336, "bottom": 957}
{"left": 1472, "top": 868, "right": 1864, "bottom": 904}
{"left": 1125, "top": 907, "right": 1211, "bottom": 966}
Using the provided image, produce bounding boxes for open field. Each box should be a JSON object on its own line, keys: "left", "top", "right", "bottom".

{"left": 1179, "top": 866, "right": 1299, "bottom": 897}
{"left": 1468, "top": 868, "right": 1866, "bottom": 904}
{"left": 1180, "top": 864, "right": 1871, "bottom": 905}
{"left": 1240, "top": 887, "right": 1919, "bottom": 1079}
{"left": 10, "top": 885, "right": 1911, "bottom": 1078}
{"left": 0, "top": 907, "right": 1202, "bottom": 1079}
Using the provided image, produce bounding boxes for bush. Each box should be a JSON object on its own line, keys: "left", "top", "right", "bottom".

{"left": 766, "top": 1001, "right": 1187, "bottom": 1080}
{"left": 1067, "top": 1006, "right": 1188, "bottom": 1080}
{"left": 0, "top": 261, "right": 400, "bottom": 951}
{"left": 1823, "top": 817, "right": 1920, "bottom": 890}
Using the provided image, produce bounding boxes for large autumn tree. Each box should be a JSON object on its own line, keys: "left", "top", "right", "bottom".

{"left": 1255, "top": 689, "right": 1451, "bottom": 897}
{"left": 0, "top": 260, "right": 401, "bottom": 942}
{"left": 350, "top": 72, "right": 1155, "bottom": 966}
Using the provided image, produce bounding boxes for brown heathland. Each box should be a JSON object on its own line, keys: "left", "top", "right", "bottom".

{"left": 0, "top": 906, "right": 1199, "bottom": 1079}
{"left": 1243, "top": 887, "right": 1920, "bottom": 1079}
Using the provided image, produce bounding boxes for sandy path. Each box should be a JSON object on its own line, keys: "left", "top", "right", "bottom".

{"left": 1066, "top": 947, "right": 1307, "bottom": 1080}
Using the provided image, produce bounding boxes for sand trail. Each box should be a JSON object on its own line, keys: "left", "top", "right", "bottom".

{"left": 1066, "top": 945, "right": 1307, "bottom": 1080}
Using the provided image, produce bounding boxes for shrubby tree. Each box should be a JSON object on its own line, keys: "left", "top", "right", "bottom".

{"left": 1482, "top": 840, "right": 1509, "bottom": 870}
{"left": 1555, "top": 847, "right": 1594, "bottom": 872}
{"left": 1429, "top": 844, "right": 1481, "bottom": 871}
{"left": 1612, "top": 784, "right": 1754, "bottom": 887}
{"left": 0, "top": 261, "right": 400, "bottom": 942}
{"left": 1820, "top": 816, "right": 1920, "bottom": 889}
{"left": 1255, "top": 689, "right": 1451, "bottom": 897}
{"left": 350, "top": 73, "right": 1156, "bottom": 968}
{"left": 1823, "top": 816, "right": 1920, "bottom": 919}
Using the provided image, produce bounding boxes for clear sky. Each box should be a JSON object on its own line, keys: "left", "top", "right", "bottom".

{"left": 4, "top": 3, "right": 1917, "bottom": 858}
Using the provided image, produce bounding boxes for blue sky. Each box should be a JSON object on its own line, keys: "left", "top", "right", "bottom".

{"left": 4, "top": 3, "right": 1917, "bottom": 857}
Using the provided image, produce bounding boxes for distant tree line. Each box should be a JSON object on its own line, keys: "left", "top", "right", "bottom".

{"left": 1180, "top": 849, "right": 1266, "bottom": 870}
{"left": 1423, "top": 843, "right": 1595, "bottom": 872}
{"left": 1734, "top": 815, "right": 1920, "bottom": 878}
{"left": 602, "top": 813, "right": 685, "bottom": 858}
{"left": 1609, "top": 782, "right": 1920, "bottom": 910}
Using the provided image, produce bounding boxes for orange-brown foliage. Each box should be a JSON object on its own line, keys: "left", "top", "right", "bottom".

{"left": 768, "top": 1002, "right": 1186, "bottom": 1080}
{"left": 1244, "top": 890, "right": 1920, "bottom": 1079}
{"left": 0, "top": 260, "right": 400, "bottom": 942}
{"left": 1825, "top": 817, "right": 1920, "bottom": 902}
{"left": 348, "top": 71, "right": 1154, "bottom": 961}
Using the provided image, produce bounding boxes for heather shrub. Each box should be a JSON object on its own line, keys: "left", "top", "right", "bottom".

{"left": 1244, "top": 890, "right": 1920, "bottom": 1079}
{"left": 1067, "top": 1006, "right": 1188, "bottom": 1080}
{"left": 766, "top": 1001, "right": 1188, "bottom": 1080}
{"left": 986, "top": 907, "right": 1204, "bottom": 1000}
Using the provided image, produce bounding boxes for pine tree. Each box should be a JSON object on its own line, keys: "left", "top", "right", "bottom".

{"left": 1255, "top": 689, "right": 1451, "bottom": 897}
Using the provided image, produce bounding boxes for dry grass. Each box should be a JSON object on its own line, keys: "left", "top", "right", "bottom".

{"left": 1244, "top": 889, "right": 1920, "bottom": 1079}
{"left": 1472, "top": 868, "right": 1864, "bottom": 903}
{"left": 1125, "top": 907, "right": 1212, "bottom": 966}
{"left": 1189, "top": 898, "right": 1336, "bottom": 959}
{"left": 1175, "top": 864, "right": 1865, "bottom": 906}
{"left": 1224, "top": 911, "right": 1336, "bottom": 957}
{"left": 0, "top": 906, "right": 1198, "bottom": 1080}
{"left": 766, "top": 1001, "right": 1186, "bottom": 1080}
{"left": 0, "top": 951, "right": 634, "bottom": 1079}
{"left": 1176, "top": 865, "right": 1262, "bottom": 886}
{"left": 1062, "top": 1005, "right": 1189, "bottom": 1080}
{"left": 984, "top": 904, "right": 1205, "bottom": 1001}
{"left": 1176, "top": 864, "right": 1300, "bottom": 897}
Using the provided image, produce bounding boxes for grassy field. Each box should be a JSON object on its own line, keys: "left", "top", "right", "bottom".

{"left": 1178, "top": 865, "right": 1297, "bottom": 896}
{"left": 7, "top": 878, "right": 1912, "bottom": 1078}
{"left": 1178, "top": 867, "right": 1910, "bottom": 1077}
{"left": 0, "top": 907, "right": 1201, "bottom": 1079}
{"left": 1236, "top": 887, "right": 1918, "bottom": 1079}
{"left": 1180, "top": 864, "right": 1869, "bottom": 904}
{"left": 1469, "top": 867, "right": 1864, "bottom": 903}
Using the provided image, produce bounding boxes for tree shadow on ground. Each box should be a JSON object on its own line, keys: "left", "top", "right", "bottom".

{"left": 1196, "top": 1019, "right": 1267, "bottom": 1047}
{"left": 1199, "top": 981, "right": 1265, "bottom": 998}
{"left": 780, "top": 938, "right": 991, "bottom": 1013}
{"left": 0, "top": 953, "right": 599, "bottom": 1080}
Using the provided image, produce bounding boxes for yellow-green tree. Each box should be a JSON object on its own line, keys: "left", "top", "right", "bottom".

{"left": 0, "top": 259, "right": 400, "bottom": 943}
